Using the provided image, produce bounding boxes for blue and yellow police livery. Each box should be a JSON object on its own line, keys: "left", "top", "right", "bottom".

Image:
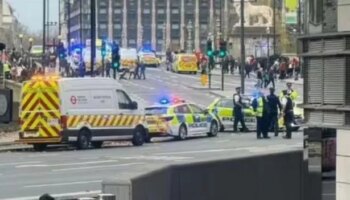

{"left": 145, "top": 98, "right": 219, "bottom": 141}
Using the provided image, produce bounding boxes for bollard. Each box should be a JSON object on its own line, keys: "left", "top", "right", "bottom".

{"left": 98, "top": 194, "right": 116, "bottom": 200}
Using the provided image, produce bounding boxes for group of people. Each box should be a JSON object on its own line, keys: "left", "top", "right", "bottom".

{"left": 232, "top": 82, "right": 298, "bottom": 139}
{"left": 118, "top": 57, "right": 147, "bottom": 80}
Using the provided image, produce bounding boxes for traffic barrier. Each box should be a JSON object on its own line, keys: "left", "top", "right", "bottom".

{"left": 102, "top": 150, "right": 304, "bottom": 200}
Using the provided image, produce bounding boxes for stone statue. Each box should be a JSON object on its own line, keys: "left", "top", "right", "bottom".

{"left": 233, "top": 2, "right": 273, "bottom": 27}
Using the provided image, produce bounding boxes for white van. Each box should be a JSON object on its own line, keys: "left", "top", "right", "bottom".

{"left": 19, "top": 76, "right": 148, "bottom": 151}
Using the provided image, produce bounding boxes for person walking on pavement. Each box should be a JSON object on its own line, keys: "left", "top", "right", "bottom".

{"left": 139, "top": 59, "right": 146, "bottom": 80}
{"left": 252, "top": 91, "right": 270, "bottom": 139}
{"left": 281, "top": 90, "right": 295, "bottom": 139}
{"left": 267, "top": 88, "right": 282, "bottom": 136}
{"left": 233, "top": 87, "right": 249, "bottom": 133}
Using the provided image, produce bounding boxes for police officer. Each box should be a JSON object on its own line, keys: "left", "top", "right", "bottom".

{"left": 233, "top": 87, "right": 249, "bottom": 132}
{"left": 281, "top": 90, "right": 294, "bottom": 139}
{"left": 252, "top": 91, "right": 270, "bottom": 139}
{"left": 267, "top": 87, "right": 282, "bottom": 136}
{"left": 280, "top": 82, "right": 298, "bottom": 101}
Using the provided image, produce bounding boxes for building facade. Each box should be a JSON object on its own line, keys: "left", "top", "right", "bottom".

{"left": 0, "top": 0, "right": 20, "bottom": 48}
{"left": 300, "top": 0, "right": 350, "bottom": 199}
{"left": 65, "top": 0, "right": 231, "bottom": 51}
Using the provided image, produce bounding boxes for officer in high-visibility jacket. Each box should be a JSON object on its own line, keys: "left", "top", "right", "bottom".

{"left": 3, "top": 61, "right": 11, "bottom": 79}
{"left": 281, "top": 90, "right": 295, "bottom": 139}
{"left": 279, "top": 82, "right": 299, "bottom": 101}
{"left": 252, "top": 91, "right": 270, "bottom": 139}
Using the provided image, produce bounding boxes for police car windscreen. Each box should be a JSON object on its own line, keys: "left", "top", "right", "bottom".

{"left": 145, "top": 107, "right": 168, "bottom": 115}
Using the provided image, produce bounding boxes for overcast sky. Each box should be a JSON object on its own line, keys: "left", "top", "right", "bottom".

{"left": 7, "top": 0, "right": 59, "bottom": 33}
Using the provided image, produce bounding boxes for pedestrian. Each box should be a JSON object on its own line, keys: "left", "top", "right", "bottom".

{"left": 267, "top": 88, "right": 282, "bottom": 136}
{"left": 263, "top": 70, "right": 270, "bottom": 88}
{"left": 267, "top": 67, "right": 275, "bottom": 88}
{"left": 281, "top": 90, "right": 295, "bottom": 139}
{"left": 106, "top": 59, "right": 111, "bottom": 77}
{"left": 139, "top": 59, "right": 146, "bottom": 80}
{"left": 256, "top": 67, "right": 263, "bottom": 88}
{"left": 134, "top": 58, "right": 141, "bottom": 79}
{"left": 233, "top": 87, "right": 249, "bottom": 133}
{"left": 252, "top": 91, "right": 270, "bottom": 139}
{"left": 229, "top": 55, "right": 235, "bottom": 74}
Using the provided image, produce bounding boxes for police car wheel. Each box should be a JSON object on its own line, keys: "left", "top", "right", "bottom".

{"left": 177, "top": 124, "right": 187, "bottom": 140}
{"left": 208, "top": 121, "right": 218, "bottom": 137}
{"left": 77, "top": 130, "right": 90, "bottom": 150}
{"left": 132, "top": 127, "right": 145, "bottom": 146}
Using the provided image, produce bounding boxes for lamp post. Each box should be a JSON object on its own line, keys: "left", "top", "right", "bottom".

{"left": 19, "top": 34, "right": 24, "bottom": 55}
{"left": 162, "top": 23, "right": 166, "bottom": 53}
{"left": 266, "top": 26, "right": 270, "bottom": 69}
{"left": 186, "top": 20, "right": 193, "bottom": 53}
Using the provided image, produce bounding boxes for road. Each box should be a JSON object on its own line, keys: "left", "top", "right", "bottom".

{"left": 0, "top": 133, "right": 303, "bottom": 199}
{"left": 0, "top": 67, "right": 306, "bottom": 199}
{"left": 120, "top": 66, "right": 303, "bottom": 108}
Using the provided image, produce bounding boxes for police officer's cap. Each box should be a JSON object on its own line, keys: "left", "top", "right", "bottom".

{"left": 235, "top": 87, "right": 241, "bottom": 90}
{"left": 269, "top": 87, "right": 275, "bottom": 91}
{"left": 286, "top": 82, "right": 292, "bottom": 86}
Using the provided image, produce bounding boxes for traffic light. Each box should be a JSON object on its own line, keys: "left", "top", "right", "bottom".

{"left": 101, "top": 40, "right": 106, "bottom": 57}
{"left": 219, "top": 40, "right": 227, "bottom": 58}
{"left": 112, "top": 42, "right": 120, "bottom": 69}
{"left": 206, "top": 40, "right": 214, "bottom": 57}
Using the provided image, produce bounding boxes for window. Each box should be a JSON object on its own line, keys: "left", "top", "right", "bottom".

{"left": 114, "top": 9, "right": 122, "bottom": 14}
{"left": 309, "top": 0, "right": 323, "bottom": 24}
{"left": 116, "top": 90, "right": 132, "bottom": 109}
{"left": 174, "top": 105, "right": 191, "bottom": 114}
{"left": 190, "top": 104, "right": 203, "bottom": 114}
{"left": 171, "top": 9, "right": 179, "bottom": 14}
{"left": 157, "top": 9, "right": 165, "bottom": 14}
{"left": 217, "top": 99, "right": 233, "bottom": 108}
{"left": 172, "top": 24, "right": 179, "bottom": 29}
{"left": 114, "top": 24, "right": 122, "bottom": 29}
{"left": 99, "top": 8, "right": 107, "bottom": 14}
{"left": 100, "top": 24, "right": 107, "bottom": 29}
{"left": 143, "top": 9, "right": 150, "bottom": 14}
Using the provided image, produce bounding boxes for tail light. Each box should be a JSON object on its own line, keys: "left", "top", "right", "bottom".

{"left": 61, "top": 115, "right": 68, "bottom": 129}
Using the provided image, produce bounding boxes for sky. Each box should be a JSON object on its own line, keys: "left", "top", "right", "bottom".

{"left": 7, "top": 0, "right": 59, "bottom": 33}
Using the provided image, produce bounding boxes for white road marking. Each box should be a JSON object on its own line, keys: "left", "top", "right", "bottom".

{"left": 52, "top": 162, "right": 144, "bottom": 172}
{"left": 16, "top": 160, "right": 119, "bottom": 168}
{"left": 119, "top": 155, "right": 192, "bottom": 161}
{"left": 0, "top": 161, "right": 42, "bottom": 167}
{"left": 2, "top": 190, "right": 101, "bottom": 200}
{"left": 24, "top": 180, "right": 101, "bottom": 188}
{"left": 27, "top": 153, "right": 61, "bottom": 158}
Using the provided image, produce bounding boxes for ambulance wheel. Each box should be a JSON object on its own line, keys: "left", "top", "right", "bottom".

{"left": 176, "top": 124, "right": 187, "bottom": 140}
{"left": 132, "top": 127, "right": 145, "bottom": 146}
{"left": 77, "top": 130, "right": 90, "bottom": 150}
{"left": 208, "top": 121, "right": 218, "bottom": 137}
{"left": 91, "top": 141, "right": 103, "bottom": 148}
{"left": 33, "top": 144, "right": 47, "bottom": 151}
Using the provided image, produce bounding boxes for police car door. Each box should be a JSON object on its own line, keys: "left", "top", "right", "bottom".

{"left": 216, "top": 99, "right": 234, "bottom": 128}
{"left": 173, "top": 104, "right": 194, "bottom": 134}
{"left": 115, "top": 90, "right": 139, "bottom": 134}
{"left": 189, "top": 104, "right": 208, "bottom": 133}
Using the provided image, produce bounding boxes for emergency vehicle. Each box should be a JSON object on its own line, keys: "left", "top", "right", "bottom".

{"left": 171, "top": 54, "right": 198, "bottom": 74}
{"left": 208, "top": 97, "right": 303, "bottom": 132}
{"left": 19, "top": 76, "right": 148, "bottom": 151}
{"left": 138, "top": 51, "right": 160, "bottom": 68}
{"left": 144, "top": 98, "right": 219, "bottom": 141}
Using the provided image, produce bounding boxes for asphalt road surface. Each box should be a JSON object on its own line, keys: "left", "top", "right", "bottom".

{"left": 0, "top": 133, "right": 303, "bottom": 199}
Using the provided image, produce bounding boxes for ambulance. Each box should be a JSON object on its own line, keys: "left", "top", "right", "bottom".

{"left": 19, "top": 76, "right": 148, "bottom": 151}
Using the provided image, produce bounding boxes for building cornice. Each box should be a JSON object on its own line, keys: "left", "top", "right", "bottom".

{"left": 298, "top": 31, "right": 350, "bottom": 39}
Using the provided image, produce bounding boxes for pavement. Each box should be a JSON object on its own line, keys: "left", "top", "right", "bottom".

{"left": 0, "top": 132, "right": 303, "bottom": 199}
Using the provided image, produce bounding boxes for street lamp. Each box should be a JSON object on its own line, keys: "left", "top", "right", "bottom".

{"left": 266, "top": 26, "right": 271, "bottom": 69}
{"left": 19, "top": 34, "right": 24, "bottom": 52}
{"left": 28, "top": 38, "right": 33, "bottom": 51}
{"left": 186, "top": 20, "right": 193, "bottom": 53}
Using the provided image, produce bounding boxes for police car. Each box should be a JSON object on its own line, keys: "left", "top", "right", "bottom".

{"left": 144, "top": 98, "right": 219, "bottom": 141}
{"left": 207, "top": 97, "right": 303, "bottom": 132}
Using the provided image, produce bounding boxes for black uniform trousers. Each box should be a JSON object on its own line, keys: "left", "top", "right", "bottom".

{"left": 256, "top": 116, "right": 268, "bottom": 138}
{"left": 233, "top": 107, "right": 247, "bottom": 131}
{"left": 269, "top": 113, "right": 279, "bottom": 136}
{"left": 284, "top": 111, "right": 294, "bottom": 138}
